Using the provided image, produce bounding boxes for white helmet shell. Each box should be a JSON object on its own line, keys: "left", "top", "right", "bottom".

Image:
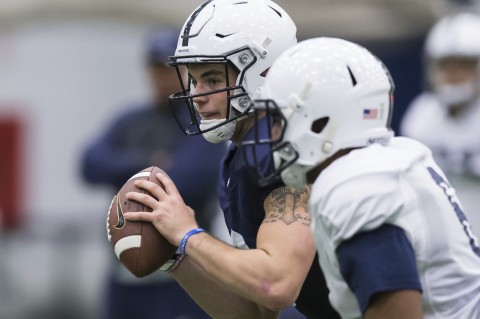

{"left": 175, "top": 0, "right": 297, "bottom": 110}
{"left": 260, "top": 37, "right": 394, "bottom": 187}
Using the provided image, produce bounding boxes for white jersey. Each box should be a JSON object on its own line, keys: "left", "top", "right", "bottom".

{"left": 400, "top": 92, "right": 480, "bottom": 176}
{"left": 310, "top": 137, "right": 480, "bottom": 319}
{"left": 401, "top": 92, "right": 480, "bottom": 235}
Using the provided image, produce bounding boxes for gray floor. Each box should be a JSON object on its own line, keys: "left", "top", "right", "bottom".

{"left": 0, "top": 214, "right": 108, "bottom": 319}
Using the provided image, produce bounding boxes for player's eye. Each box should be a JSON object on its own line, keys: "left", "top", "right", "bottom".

{"left": 208, "top": 78, "right": 222, "bottom": 86}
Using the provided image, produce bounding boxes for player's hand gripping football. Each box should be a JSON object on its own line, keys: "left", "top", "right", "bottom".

{"left": 123, "top": 172, "right": 199, "bottom": 247}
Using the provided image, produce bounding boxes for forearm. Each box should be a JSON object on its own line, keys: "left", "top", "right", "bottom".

{"left": 173, "top": 256, "right": 279, "bottom": 319}
{"left": 123, "top": 179, "right": 313, "bottom": 316}
{"left": 184, "top": 232, "right": 309, "bottom": 311}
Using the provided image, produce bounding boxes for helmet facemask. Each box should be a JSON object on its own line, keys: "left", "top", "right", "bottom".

{"left": 168, "top": 46, "right": 258, "bottom": 142}
{"left": 428, "top": 57, "right": 480, "bottom": 107}
{"left": 241, "top": 99, "right": 300, "bottom": 186}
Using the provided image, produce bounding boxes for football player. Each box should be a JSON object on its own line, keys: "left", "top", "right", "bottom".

{"left": 243, "top": 37, "right": 480, "bottom": 319}
{"left": 401, "top": 12, "right": 480, "bottom": 177}
{"left": 123, "top": 0, "right": 339, "bottom": 318}
{"left": 400, "top": 13, "right": 480, "bottom": 235}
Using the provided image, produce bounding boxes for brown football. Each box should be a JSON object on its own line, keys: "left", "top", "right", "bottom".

{"left": 106, "top": 166, "right": 176, "bottom": 277}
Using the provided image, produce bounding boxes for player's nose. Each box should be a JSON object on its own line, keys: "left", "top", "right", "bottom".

{"left": 192, "top": 90, "right": 208, "bottom": 106}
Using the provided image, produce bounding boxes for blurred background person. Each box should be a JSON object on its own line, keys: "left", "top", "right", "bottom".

{"left": 81, "top": 28, "right": 226, "bottom": 319}
{"left": 400, "top": 12, "right": 480, "bottom": 233}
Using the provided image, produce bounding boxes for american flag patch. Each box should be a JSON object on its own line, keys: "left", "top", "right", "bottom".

{"left": 363, "top": 108, "right": 378, "bottom": 119}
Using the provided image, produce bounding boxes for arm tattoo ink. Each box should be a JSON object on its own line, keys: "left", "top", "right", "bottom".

{"left": 264, "top": 186, "right": 311, "bottom": 226}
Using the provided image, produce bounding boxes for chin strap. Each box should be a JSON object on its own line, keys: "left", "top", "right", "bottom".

{"left": 200, "top": 119, "right": 238, "bottom": 143}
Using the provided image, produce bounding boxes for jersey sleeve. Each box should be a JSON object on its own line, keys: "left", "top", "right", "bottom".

{"left": 315, "top": 170, "right": 406, "bottom": 249}
{"left": 336, "top": 224, "right": 422, "bottom": 314}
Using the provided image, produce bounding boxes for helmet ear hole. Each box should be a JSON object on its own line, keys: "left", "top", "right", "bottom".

{"left": 311, "top": 117, "right": 329, "bottom": 134}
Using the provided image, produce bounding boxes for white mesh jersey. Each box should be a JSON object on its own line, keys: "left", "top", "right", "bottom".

{"left": 401, "top": 92, "right": 480, "bottom": 235}
{"left": 400, "top": 92, "right": 480, "bottom": 176}
{"left": 310, "top": 137, "right": 480, "bottom": 319}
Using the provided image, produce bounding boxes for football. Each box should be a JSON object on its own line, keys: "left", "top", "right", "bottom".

{"left": 106, "top": 166, "right": 176, "bottom": 277}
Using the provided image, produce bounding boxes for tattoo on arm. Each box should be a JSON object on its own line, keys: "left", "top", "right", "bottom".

{"left": 263, "top": 186, "right": 311, "bottom": 226}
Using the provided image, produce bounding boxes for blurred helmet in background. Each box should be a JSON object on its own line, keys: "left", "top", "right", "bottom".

{"left": 425, "top": 12, "right": 480, "bottom": 106}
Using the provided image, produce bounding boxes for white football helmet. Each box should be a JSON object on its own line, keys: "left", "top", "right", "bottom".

{"left": 168, "top": 0, "right": 297, "bottom": 143}
{"left": 243, "top": 37, "right": 394, "bottom": 187}
{"left": 425, "top": 12, "right": 480, "bottom": 106}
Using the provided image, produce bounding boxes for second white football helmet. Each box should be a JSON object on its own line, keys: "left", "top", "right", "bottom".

{"left": 243, "top": 37, "right": 394, "bottom": 187}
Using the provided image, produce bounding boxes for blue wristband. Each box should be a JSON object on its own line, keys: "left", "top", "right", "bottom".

{"left": 179, "top": 228, "right": 205, "bottom": 256}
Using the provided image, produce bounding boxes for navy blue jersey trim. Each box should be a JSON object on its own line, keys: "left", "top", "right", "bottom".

{"left": 336, "top": 224, "right": 422, "bottom": 314}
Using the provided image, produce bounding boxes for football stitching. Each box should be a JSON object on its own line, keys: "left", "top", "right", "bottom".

{"left": 106, "top": 195, "right": 116, "bottom": 242}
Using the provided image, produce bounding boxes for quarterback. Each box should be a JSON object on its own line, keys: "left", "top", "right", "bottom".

{"left": 124, "top": 0, "right": 339, "bottom": 318}
{"left": 243, "top": 37, "right": 480, "bottom": 319}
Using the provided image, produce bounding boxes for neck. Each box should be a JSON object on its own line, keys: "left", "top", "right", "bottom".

{"left": 231, "top": 112, "right": 259, "bottom": 145}
{"left": 306, "top": 147, "right": 359, "bottom": 184}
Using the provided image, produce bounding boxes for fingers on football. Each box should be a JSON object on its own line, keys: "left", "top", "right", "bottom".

{"left": 156, "top": 173, "right": 179, "bottom": 196}
{"left": 126, "top": 190, "right": 159, "bottom": 209}
{"left": 134, "top": 179, "right": 167, "bottom": 200}
{"left": 123, "top": 211, "right": 153, "bottom": 222}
